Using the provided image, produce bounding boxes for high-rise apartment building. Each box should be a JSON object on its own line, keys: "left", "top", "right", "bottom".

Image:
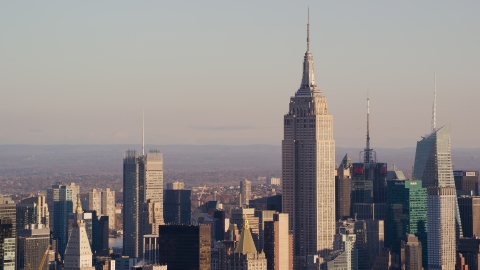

{"left": 386, "top": 180, "right": 427, "bottom": 267}
{"left": 282, "top": 14, "right": 335, "bottom": 266}
{"left": 240, "top": 179, "right": 252, "bottom": 206}
{"left": 123, "top": 149, "right": 164, "bottom": 258}
{"left": 16, "top": 196, "right": 49, "bottom": 231}
{"left": 427, "top": 187, "right": 456, "bottom": 270}
{"left": 140, "top": 199, "right": 163, "bottom": 237}
{"left": 458, "top": 196, "right": 480, "bottom": 238}
{"left": 158, "top": 224, "right": 211, "bottom": 270}
{"left": 166, "top": 181, "right": 185, "bottom": 190}
{"left": 0, "top": 218, "right": 15, "bottom": 270}
{"left": 86, "top": 188, "right": 116, "bottom": 230}
{"left": 47, "top": 182, "right": 79, "bottom": 229}
{"left": 164, "top": 189, "right": 191, "bottom": 224}
{"left": 454, "top": 170, "right": 479, "bottom": 196}
{"left": 17, "top": 224, "right": 50, "bottom": 270}
{"left": 264, "top": 213, "right": 291, "bottom": 270}
{"left": 320, "top": 222, "right": 358, "bottom": 270}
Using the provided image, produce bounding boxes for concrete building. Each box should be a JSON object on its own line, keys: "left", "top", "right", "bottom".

{"left": 87, "top": 189, "right": 102, "bottom": 214}
{"left": 63, "top": 198, "right": 95, "bottom": 270}
{"left": 164, "top": 189, "right": 191, "bottom": 225}
{"left": 140, "top": 199, "right": 163, "bottom": 257}
{"left": 267, "top": 178, "right": 281, "bottom": 186}
{"left": 320, "top": 222, "right": 358, "bottom": 270}
{"left": 264, "top": 213, "right": 291, "bottom": 270}
{"left": 336, "top": 154, "right": 352, "bottom": 220}
{"left": 400, "top": 234, "right": 422, "bottom": 270}
{"left": 143, "top": 234, "right": 158, "bottom": 264}
{"left": 158, "top": 224, "right": 211, "bottom": 270}
{"left": 240, "top": 179, "right": 252, "bottom": 206}
{"left": 166, "top": 181, "right": 184, "bottom": 190}
{"left": 0, "top": 218, "right": 15, "bottom": 270}
{"left": 427, "top": 187, "right": 456, "bottom": 270}
{"left": 458, "top": 196, "right": 480, "bottom": 238}
{"left": 47, "top": 182, "right": 79, "bottom": 258}
{"left": 123, "top": 149, "right": 164, "bottom": 258}
{"left": 17, "top": 224, "right": 50, "bottom": 270}
{"left": 16, "top": 195, "right": 49, "bottom": 231}
{"left": 101, "top": 188, "right": 115, "bottom": 230}
{"left": 282, "top": 14, "right": 335, "bottom": 267}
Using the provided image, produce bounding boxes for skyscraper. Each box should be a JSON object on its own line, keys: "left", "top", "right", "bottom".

{"left": 282, "top": 11, "right": 335, "bottom": 265}
{"left": 336, "top": 154, "right": 352, "bottom": 220}
{"left": 458, "top": 196, "right": 480, "bottom": 238}
{"left": 0, "top": 218, "right": 15, "bottom": 270}
{"left": 16, "top": 195, "right": 49, "bottom": 231}
{"left": 123, "top": 149, "right": 165, "bottom": 258}
{"left": 17, "top": 224, "right": 50, "bottom": 270}
{"left": 454, "top": 170, "right": 479, "bottom": 196}
{"left": 264, "top": 213, "right": 291, "bottom": 270}
{"left": 240, "top": 179, "right": 252, "bottom": 206}
{"left": 164, "top": 189, "right": 191, "bottom": 224}
{"left": 400, "top": 234, "right": 423, "bottom": 270}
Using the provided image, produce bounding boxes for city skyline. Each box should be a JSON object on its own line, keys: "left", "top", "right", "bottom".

{"left": 1, "top": 2, "right": 479, "bottom": 148}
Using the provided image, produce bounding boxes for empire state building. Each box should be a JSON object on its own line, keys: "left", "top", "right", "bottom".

{"left": 282, "top": 13, "right": 335, "bottom": 267}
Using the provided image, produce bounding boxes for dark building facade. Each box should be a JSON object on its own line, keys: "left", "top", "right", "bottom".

{"left": 86, "top": 210, "right": 109, "bottom": 256}
{"left": 158, "top": 224, "right": 211, "bottom": 270}
{"left": 351, "top": 162, "right": 388, "bottom": 219}
{"left": 458, "top": 237, "right": 480, "bottom": 270}
{"left": 249, "top": 194, "right": 282, "bottom": 213}
{"left": 455, "top": 171, "right": 479, "bottom": 196}
{"left": 386, "top": 180, "right": 427, "bottom": 268}
{"left": 0, "top": 218, "right": 15, "bottom": 270}
{"left": 458, "top": 196, "right": 480, "bottom": 238}
{"left": 213, "top": 210, "right": 226, "bottom": 242}
{"left": 163, "top": 189, "right": 191, "bottom": 224}
{"left": 336, "top": 154, "right": 352, "bottom": 220}
{"left": 16, "top": 225, "right": 50, "bottom": 270}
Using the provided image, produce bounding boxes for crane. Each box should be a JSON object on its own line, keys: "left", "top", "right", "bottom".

{"left": 197, "top": 184, "right": 207, "bottom": 207}
{"left": 38, "top": 244, "right": 51, "bottom": 270}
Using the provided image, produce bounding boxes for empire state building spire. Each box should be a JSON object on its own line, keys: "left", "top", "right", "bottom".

{"left": 297, "top": 8, "right": 320, "bottom": 97}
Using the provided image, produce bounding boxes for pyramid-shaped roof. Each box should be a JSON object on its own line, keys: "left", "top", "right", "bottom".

{"left": 235, "top": 215, "right": 258, "bottom": 254}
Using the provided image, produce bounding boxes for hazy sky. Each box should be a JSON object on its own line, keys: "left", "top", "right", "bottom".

{"left": 1, "top": 2, "right": 479, "bottom": 148}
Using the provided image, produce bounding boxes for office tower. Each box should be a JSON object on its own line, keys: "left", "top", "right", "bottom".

{"left": 413, "top": 124, "right": 463, "bottom": 238}
{"left": 458, "top": 196, "right": 480, "bottom": 238}
{"left": 231, "top": 208, "right": 260, "bottom": 250}
{"left": 427, "top": 187, "right": 456, "bottom": 269}
{"left": 143, "top": 234, "right": 158, "bottom": 264}
{"left": 400, "top": 234, "right": 422, "bottom": 270}
{"left": 69, "top": 211, "right": 92, "bottom": 249}
{"left": 123, "top": 149, "right": 164, "bottom": 258}
{"left": 213, "top": 210, "right": 226, "bottom": 241}
{"left": 87, "top": 188, "right": 116, "bottom": 230}
{"left": 458, "top": 238, "right": 480, "bottom": 270}
{"left": 336, "top": 154, "right": 352, "bottom": 220}
{"left": 47, "top": 182, "right": 79, "bottom": 258}
{"left": 64, "top": 198, "right": 95, "bottom": 270}
{"left": 350, "top": 96, "right": 388, "bottom": 221}
{"left": 164, "top": 189, "right": 191, "bottom": 224}
{"left": 166, "top": 181, "right": 185, "bottom": 190}
{"left": 371, "top": 249, "right": 393, "bottom": 270}
{"left": 249, "top": 195, "right": 282, "bottom": 213}
{"left": 16, "top": 195, "right": 49, "bottom": 231}
{"left": 17, "top": 224, "right": 50, "bottom": 270}
{"left": 240, "top": 179, "right": 252, "bottom": 206}
{"left": 264, "top": 213, "right": 291, "bottom": 270}
{"left": 0, "top": 218, "right": 15, "bottom": 270}
{"left": 320, "top": 222, "right": 358, "bottom": 270}
{"left": 0, "top": 197, "right": 16, "bottom": 238}
{"left": 139, "top": 200, "right": 162, "bottom": 257}
{"left": 84, "top": 210, "right": 109, "bottom": 256}
{"left": 386, "top": 180, "right": 427, "bottom": 267}
{"left": 282, "top": 13, "right": 335, "bottom": 266}
{"left": 455, "top": 170, "right": 479, "bottom": 196}
{"left": 158, "top": 224, "right": 211, "bottom": 270}
{"left": 47, "top": 182, "right": 79, "bottom": 228}
{"left": 255, "top": 210, "right": 276, "bottom": 251}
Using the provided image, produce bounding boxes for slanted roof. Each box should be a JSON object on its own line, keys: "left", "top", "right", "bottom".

{"left": 235, "top": 215, "right": 257, "bottom": 254}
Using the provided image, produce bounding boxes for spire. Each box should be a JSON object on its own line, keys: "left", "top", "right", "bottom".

{"left": 142, "top": 110, "right": 145, "bottom": 156}
{"left": 366, "top": 88, "right": 370, "bottom": 151}
{"left": 296, "top": 8, "right": 320, "bottom": 96}
{"left": 431, "top": 72, "right": 437, "bottom": 132}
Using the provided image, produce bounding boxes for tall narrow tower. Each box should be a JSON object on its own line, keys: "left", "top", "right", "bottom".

{"left": 282, "top": 10, "right": 335, "bottom": 267}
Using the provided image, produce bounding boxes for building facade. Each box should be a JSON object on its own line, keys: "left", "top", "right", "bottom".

{"left": 454, "top": 170, "right": 479, "bottom": 196}
{"left": 282, "top": 16, "right": 335, "bottom": 267}
{"left": 0, "top": 218, "right": 15, "bottom": 270}
{"left": 400, "top": 234, "right": 422, "bottom": 270}
{"left": 16, "top": 224, "right": 50, "bottom": 270}
{"left": 240, "top": 179, "right": 252, "bottom": 206}
{"left": 164, "top": 189, "right": 191, "bottom": 224}
{"left": 16, "top": 196, "right": 49, "bottom": 231}
{"left": 264, "top": 213, "right": 291, "bottom": 270}
{"left": 335, "top": 154, "right": 352, "bottom": 220}
{"left": 427, "top": 187, "right": 456, "bottom": 270}
{"left": 458, "top": 196, "right": 480, "bottom": 238}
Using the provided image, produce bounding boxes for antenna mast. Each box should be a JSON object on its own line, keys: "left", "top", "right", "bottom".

{"left": 142, "top": 110, "right": 145, "bottom": 156}
{"left": 307, "top": 7, "right": 310, "bottom": 51}
{"left": 431, "top": 72, "right": 437, "bottom": 132}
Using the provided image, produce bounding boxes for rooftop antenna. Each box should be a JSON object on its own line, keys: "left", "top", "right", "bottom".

{"left": 431, "top": 72, "right": 437, "bottom": 132}
{"left": 307, "top": 7, "right": 310, "bottom": 52}
{"left": 142, "top": 110, "right": 145, "bottom": 156}
{"left": 366, "top": 87, "right": 370, "bottom": 151}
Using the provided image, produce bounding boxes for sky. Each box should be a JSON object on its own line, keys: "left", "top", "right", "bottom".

{"left": 0, "top": 1, "right": 479, "bottom": 148}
